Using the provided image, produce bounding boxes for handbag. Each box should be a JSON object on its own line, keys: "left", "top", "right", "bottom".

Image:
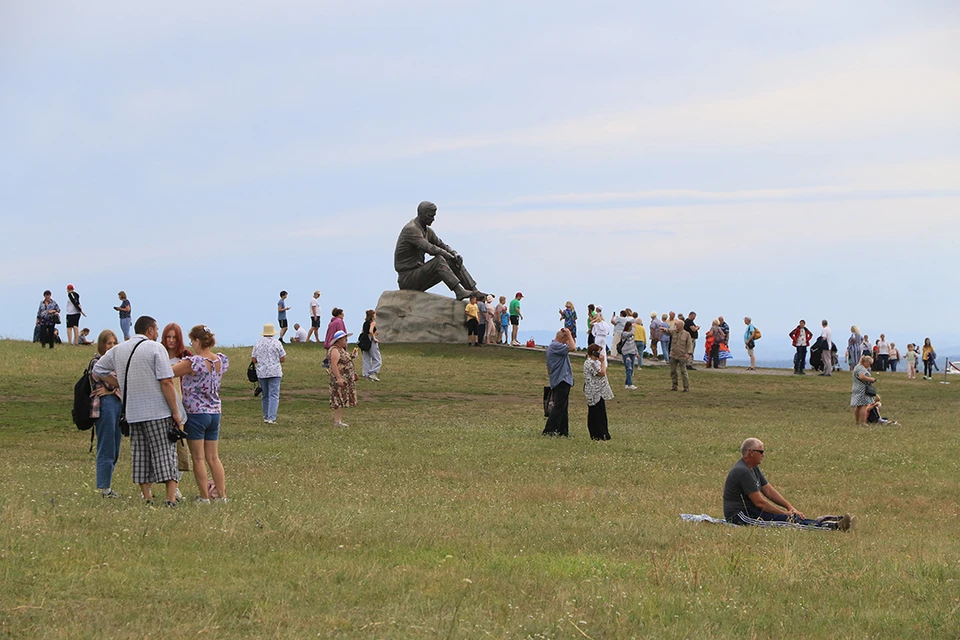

{"left": 864, "top": 382, "right": 877, "bottom": 396}
{"left": 118, "top": 338, "right": 148, "bottom": 437}
{"left": 752, "top": 328, "right": 762, "bottom": 340}
{"left": 247, "top": 361, "right": 259, "bottom": 383}
{"left": 542, "top": 386, "right": 554, "bottom": 418}
{"left": 176, "top": 440, "right": 191, "bottom": 472}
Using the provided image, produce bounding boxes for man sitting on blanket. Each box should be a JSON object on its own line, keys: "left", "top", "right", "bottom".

{"left": 723, "top": 438, "right": 855, "bottom": 531}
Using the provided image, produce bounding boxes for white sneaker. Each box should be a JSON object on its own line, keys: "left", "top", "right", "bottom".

{"left": 369, "top": 374, "right": 381, "bottom": 382}
{"left": 195, "top": 496, "right": 210, "bottom": 504}
{"left": 174, "top": 488, "right": 184, "bottom": 502}
{"left": 101, "top": 488, "right": 120, "bottom": 499}
{"left": 265, "top": 418, "right": 276, "bottom": 424}
{"left": 628, "top": 385, "right": 638, "bottom": 390}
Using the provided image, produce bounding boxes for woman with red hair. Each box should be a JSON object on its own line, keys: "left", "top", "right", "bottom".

{"left": 162, "top": 323, "right": 192, "bottom": 498}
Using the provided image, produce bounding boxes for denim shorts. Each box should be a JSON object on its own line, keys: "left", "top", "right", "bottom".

{"left": 186, "top": 413, "right": 221, "bottom": 441}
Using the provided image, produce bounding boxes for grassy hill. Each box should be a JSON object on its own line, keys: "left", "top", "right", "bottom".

{"left": 1, "top": 339, "right": 958, "bottom": 638}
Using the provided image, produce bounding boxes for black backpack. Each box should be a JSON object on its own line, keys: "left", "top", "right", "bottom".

{"left": 72, "top": 367, "right": 96, "bottom": 451}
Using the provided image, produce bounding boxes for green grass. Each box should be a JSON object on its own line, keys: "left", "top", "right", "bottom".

{"left": 1, "top": 339, "right": 958, "bottom": 638}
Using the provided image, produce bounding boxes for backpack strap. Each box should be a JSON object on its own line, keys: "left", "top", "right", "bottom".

{"left": 120, "top": 338, "right": 148, "bottom": 428}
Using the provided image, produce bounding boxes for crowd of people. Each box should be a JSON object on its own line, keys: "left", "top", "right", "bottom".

{"left": 31, "top": 282, "right": 947, "bottom": 528}
{"left": 65, "top": 282, "right": 375, "bottom": 504}
{"left": 462, "top": 293, "right": 525, "bottom": 346}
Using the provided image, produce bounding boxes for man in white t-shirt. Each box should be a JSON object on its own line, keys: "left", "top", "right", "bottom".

{"left": 819, "top": 319, "right": 833, "bottom": 376}
{"left": 611, "top": 310, "right": 628, "bottom": 356}
{"left": 877, "top": 334, "right": 890, "bottom": 371}
{"left": 292, "top": 323, "right": 309, "bottom": 343}
{"left": 307, "top": 290, "right": 322, "bottom": 343}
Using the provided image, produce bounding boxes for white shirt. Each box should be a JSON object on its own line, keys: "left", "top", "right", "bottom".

{"left": 592, "top": 321, "right": 611, "bottom": 341}
{"left": 309, "top": 297, "right": 321, "bottom": 318}
{"left": 878, "top": 341, "right": 889, "bottom": 355}
{"left": 821, "top": 326, "right": 832, "bottom": 345}
{"left": 93, "top": 336, "right": 175, "bottom": 423}
{"left": 293, "top": 326, "right": 308, "bottom": 342}
{"left": 65, "top": 293, "right": 80, "bottom": 315}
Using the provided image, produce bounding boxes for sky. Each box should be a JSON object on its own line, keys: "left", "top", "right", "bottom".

{"left": 3, "top": 1, "right": 959, "bottom": 359}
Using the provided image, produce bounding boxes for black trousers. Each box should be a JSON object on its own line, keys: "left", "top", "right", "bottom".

{"left": 587, "top": 399, "right": 610, "bottom": 440}
{"left": 542, "top": 382, "right": 571, "bottom": 437}
{"left": 39, "top": 324, "right": 56, "bottom": 348}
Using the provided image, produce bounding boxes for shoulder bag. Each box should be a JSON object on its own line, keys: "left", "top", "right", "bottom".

{"left": 118, "top": 339, "right": 148, "bottom": 437}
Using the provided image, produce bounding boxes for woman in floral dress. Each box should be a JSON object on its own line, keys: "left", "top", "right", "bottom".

{"left": 328, "top": 330, "right": 358, "bottom": 427}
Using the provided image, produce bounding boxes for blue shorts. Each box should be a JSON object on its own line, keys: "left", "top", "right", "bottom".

{"left": 186, "top": 413, "right": 221, "bottom": 441}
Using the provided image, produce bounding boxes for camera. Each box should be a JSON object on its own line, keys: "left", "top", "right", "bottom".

{"left": 167, "top": 425, "right": 189, "bottom": 443}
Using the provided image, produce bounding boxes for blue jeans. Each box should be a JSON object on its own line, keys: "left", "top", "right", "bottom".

{"left": 794, "top": 346, "right": 807, "bottom": 372}
{"left": 636, "top": 341, "right": 645, "bottom": 367}
{"left": 622, "top": 353, "right": 636, "bottom": 386}
{"left": 259, "top": 376, "right": 281, "bottom": 420}
{"left": 889, "top": 359, "right": 898, "bottom": 372}
{"left": 731, "top": 506, "right": 835, "bottom": 530}
{"left": 119, "top": 317, "right": 132, "bottom": 340}
{"left": 660, "top": 338, "right": 670, "bottom": 359}
{"left": 96, "top": 395, "right": 123, "bottom": 489}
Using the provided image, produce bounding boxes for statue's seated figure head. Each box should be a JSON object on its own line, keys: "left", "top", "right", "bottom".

{"left": 417, "top": 201, "right": 437, "bottom": 226}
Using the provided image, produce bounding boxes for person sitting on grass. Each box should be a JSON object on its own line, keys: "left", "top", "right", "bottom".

{"left": 291, "top": 323, "right": 308, "bottom": 343}
{"left": 866, "top": 395, "right": 899, "bottom": 426}
{"left": 723, "top": 438, "right": 855, "bottom": 531}
{"left": 78, "top": 328, "right": 93, "bottom": 345}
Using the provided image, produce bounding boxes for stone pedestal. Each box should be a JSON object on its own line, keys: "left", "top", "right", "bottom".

{"left": 375, "top": 290, "right": 468, "bottom": 344}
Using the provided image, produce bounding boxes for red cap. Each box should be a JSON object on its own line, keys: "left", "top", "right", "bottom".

{"left": 516, "top": 292, "right": 523, "bottom": 298}
{"left": 66, "top": 284, "right": 75, "bottom": 290}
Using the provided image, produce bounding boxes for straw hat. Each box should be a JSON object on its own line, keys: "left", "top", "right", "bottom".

{"left": 262, "top": 323, "right": 278, "bottom": 336}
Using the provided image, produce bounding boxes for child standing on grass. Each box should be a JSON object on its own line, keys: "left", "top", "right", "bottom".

{"left": 497, "top": 296, "right": 509, "bottom": 344}
{"left": 905, "top": 344, "right": 918, "bottom": 379}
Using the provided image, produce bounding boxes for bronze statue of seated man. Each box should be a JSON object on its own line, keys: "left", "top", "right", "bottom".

{"left": 394, "top": 201, "right": 483, "bottom": 300}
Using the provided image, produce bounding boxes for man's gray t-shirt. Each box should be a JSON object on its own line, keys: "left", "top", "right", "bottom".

{"left": 94, "top": 336, "right": 174, "bottom": 423}
{"left": 546, "top": 341, "right": 573, "bottom": 388}
{"left": 722, "top": 459, "right": 768, "bottom": 520}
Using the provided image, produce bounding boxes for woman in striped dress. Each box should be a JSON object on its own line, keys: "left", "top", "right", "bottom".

{"left": 847, "top": 326, "right": 862, "bottom": 371}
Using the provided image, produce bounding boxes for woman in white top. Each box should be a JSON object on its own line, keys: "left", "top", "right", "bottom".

{"left": 591, "top": 311, "right": 611, "bottom": 363}
{"left": 877, "top": 334, "right": 890, "bottom": 371}
{"left": 888, "top": 342, "right": 900, "bottom": 372}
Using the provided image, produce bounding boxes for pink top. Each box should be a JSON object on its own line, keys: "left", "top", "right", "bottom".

{"left": 181, "top": 354, "right": 229, "bottom": 414}
{"left": 324, "top": 317, "right": 346, "bottom": 348}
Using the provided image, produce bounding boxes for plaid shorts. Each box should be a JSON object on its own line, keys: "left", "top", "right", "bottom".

{"left": 130, "top": 417, "right": 178, "bottom": 484}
